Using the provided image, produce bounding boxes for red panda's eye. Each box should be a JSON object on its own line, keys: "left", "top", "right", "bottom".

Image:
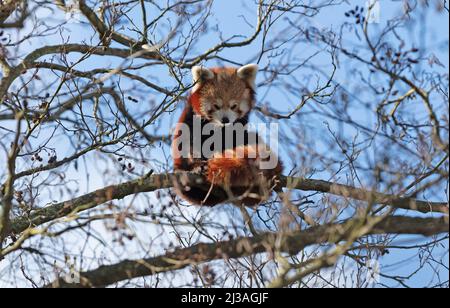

{"left": 213, "top": 104, "right": 221, "bottom": 110}
{"left": 230, "top": 105, "right": 238, "bottom": 110}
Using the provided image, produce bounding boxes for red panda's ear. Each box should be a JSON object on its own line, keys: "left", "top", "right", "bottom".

{"left": 237, "top": 64, "right": 258, "bottom": 90}
{"left": 192, "top": 66, "right": 214, "bottom": 92}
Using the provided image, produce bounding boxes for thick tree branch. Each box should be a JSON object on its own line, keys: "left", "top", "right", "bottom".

{"left": 45, "top": 216, "right": 449, "bottom": 288}
{"left": 280, "top": 176, "right": 449, "bottom": 214}
{"left": 7, "top": 173, "right": 448, "bottom": 238}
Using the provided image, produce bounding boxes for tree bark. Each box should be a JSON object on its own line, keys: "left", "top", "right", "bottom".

{"left": 45, "top": 216, "right": 449, "bottom": 288}
{"left": 8, "top": 172, "right": 448, "bottom": 237}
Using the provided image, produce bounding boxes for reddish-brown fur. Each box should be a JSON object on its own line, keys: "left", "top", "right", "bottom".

{"left": 189, "top": 91, "right": 203, "bottom": 118}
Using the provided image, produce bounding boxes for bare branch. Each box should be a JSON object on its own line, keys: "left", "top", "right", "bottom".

{"left": 46, "top": 216, "right": 449, "bottom": 288}
{"left": 7, "top": 173, "right": 448, "bottom": 238}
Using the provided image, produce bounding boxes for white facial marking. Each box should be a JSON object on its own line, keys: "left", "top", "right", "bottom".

{"left": 203, "top": 101, "right": 212, "bottom": 112}
{"left": 211, "top": 110, "right": 225, "bottom": 126}
{"left": 209, "top": 108, "right": 238, "bottom": 126}
{"left": 224, "top": 110, "right": 238, "bottom": 123}
{"left": 239, "top": 101, "right": 250, "bottom": 114}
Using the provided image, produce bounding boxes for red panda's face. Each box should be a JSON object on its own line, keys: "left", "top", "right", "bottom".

{"left": 191, "top": 64, "right": 258, "bottom": 126}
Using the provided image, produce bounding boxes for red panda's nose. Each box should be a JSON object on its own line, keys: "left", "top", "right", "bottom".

{"left": 222, "top": 117, "right": 230, "bottom": 124}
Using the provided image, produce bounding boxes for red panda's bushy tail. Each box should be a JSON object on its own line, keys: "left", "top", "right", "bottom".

{"left": 206, "top": 144, "right": 282, "bottom": 206}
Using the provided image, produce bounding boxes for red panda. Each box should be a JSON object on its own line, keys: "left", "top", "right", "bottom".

{"left": 172, "top": 64, "right": 282, "bottom": 206}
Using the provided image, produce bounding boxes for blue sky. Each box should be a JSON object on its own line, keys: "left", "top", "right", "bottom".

{"left": 0, "top": 0, "right": 448, "bottom": 287}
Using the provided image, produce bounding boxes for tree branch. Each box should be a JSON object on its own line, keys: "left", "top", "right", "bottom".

{"left": 78, "top": 0, "right": 139, "bottom": 48}
{"left": 45, "top": 216, "right": 449, "bottom": 288}
{"left": 7, "top": 173, "right": 448, "bottom": 238}
{"left": 280, "top": 176, "right": 449, "bottom": 214}
{"left": 0, "top": 44, "right": 161, "bottom": 101}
